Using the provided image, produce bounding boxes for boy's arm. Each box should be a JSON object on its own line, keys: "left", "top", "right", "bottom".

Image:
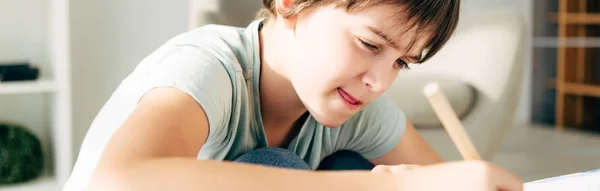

{"left": 90, "top": 157, "right": 400, "bottom": 191}
{"left": 86, "top": 87, "right": 399, "bottom": 191}
{"left": 368, "top": 120, "right": 444, "bottom": 166}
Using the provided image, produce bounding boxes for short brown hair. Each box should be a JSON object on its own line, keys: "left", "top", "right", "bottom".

{"left": 256, "top": 0, "right": 460, "bottom": 63}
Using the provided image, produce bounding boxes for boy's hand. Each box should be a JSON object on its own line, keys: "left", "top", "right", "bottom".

{"left": 382, "top": 161, "right": 523, "bottom": 191}
{"left": 371, "top": 164, "right": 421, "bottom": 174}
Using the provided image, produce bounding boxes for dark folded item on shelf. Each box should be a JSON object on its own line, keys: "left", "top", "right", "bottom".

{"left": 0, "top": 62, "right": 39, "bottom": 82}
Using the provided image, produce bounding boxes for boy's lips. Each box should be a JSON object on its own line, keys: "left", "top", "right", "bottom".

{"left": 337, "top": 88, "right": 362, "bottom": 106}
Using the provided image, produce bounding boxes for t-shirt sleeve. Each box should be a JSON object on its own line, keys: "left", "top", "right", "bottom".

{"left": 141, "top": 44, "right": 233, "bottom": 146}
{"left": 335, "top": 94, "right": 407, "bottom": 159}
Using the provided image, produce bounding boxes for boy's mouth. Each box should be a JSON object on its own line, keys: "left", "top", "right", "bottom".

{"left": 337, "top": 88, "right": 362, "bottom": 106}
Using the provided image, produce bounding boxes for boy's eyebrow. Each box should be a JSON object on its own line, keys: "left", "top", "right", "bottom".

{"left": 367, "top": 26, "right": 422, "bottom": 63}
{"left": 367, "top": 26, "right": 398, "bottom": 49}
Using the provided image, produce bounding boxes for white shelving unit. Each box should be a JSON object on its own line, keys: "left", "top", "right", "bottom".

{"left": 0, "top": 0, "right": 72, "bottom": 190}
{"left": 0, "top": 79, "right": 57, "bottom": 95}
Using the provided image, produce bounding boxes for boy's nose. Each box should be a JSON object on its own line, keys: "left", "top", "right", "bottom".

{"left": 362, "top": 64, "right": 392, "bottom": 93}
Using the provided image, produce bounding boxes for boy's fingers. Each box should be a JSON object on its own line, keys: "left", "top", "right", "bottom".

{"left": 372, "top": 164, "right": 421, "bottom": 174}
{"left": 371, "top": 165, "right": 392, "bottom": 173}
{"left": 494, "top": 169, "right": 524, "bottom": 191}
{"left": 484, "top": 163, "right": 523, "bottom": 191}
{"left": 389, "top": 164, "right": 420, "bottom": 174}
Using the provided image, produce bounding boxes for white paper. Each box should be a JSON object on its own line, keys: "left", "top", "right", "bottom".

{"left": 524, "top": 169, "right": 600, "bottom": 191}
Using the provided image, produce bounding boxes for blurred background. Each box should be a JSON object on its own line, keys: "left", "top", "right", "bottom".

{"left": 0, "top": 0, "right": 599, "bottom": 190}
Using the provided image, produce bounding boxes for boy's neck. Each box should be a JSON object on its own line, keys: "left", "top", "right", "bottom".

{"left": 258, "top": 19, "right": 308, "bottom": 129}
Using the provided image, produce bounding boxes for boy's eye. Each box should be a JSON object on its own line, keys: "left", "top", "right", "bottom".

{"left": 396, "top": 59, "right": 410, "bottom": 70}
{"left": 359, "top": 39, "right": 379, "bottom": 51}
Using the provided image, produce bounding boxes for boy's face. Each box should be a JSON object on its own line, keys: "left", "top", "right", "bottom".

{"left": 283, "top": 3, "right": 430, "bottom": 127}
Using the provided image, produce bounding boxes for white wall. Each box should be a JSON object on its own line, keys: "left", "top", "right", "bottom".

{"left": 70, "top": 0, "right": 189, "bottom": 158}
{"left": 189, "top": 0, "right": 262, "bottom": 28}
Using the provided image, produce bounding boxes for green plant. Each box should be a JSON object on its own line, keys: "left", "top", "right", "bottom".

{"left": 0, "top": 122, "right": 44, "bottom": 184}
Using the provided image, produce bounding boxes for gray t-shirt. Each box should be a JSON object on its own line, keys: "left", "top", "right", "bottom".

{"left": 63, "top": 19, "right": 407, "bottom": 191}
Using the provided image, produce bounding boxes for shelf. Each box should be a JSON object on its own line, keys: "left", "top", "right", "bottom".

{"left": 0, "top": 79, "right": 57, "bottom": 95}
{"left": 548, "top": 13, "right": 600, "bottom": 24}
{"left": 548, "top": 79, "right": 600, "bottom": 97}
{"left": 533, "top": 37, "right": 600, "bottom": 48}
{"left": 0, "top": 174, "right": 59, "bottom": 191}
{"left": 1, "top": 0, "right": 74, "bottom": 188}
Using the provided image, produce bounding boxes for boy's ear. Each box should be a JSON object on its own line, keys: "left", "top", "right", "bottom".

{"left": 275, "top": 0, "right": 297, "bottom": 30}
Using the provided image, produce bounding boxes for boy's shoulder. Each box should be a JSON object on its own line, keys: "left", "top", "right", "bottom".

{"left": 174, "top": 24, "right": 244, "bottom": 42}
{"left": 166, "top": 23, "right": 256, "bottom": 53}
{"left": 155, "top": 21, "right": 262, "bottom": 74}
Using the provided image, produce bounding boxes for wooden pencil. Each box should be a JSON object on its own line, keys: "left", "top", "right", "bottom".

{"left": 423, "top": 82, "right": 481, "bottom": 160}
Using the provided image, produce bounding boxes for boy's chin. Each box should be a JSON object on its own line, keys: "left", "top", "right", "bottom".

{"left": 309, "top": 111, "right": 351, "bottom": 128}
{"left": 303, "top": 100, "right": 356, "bottom": 128}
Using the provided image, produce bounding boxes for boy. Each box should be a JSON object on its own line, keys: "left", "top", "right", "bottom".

{"left": 64, "top": 0, "right": 523, "bottom": 190}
